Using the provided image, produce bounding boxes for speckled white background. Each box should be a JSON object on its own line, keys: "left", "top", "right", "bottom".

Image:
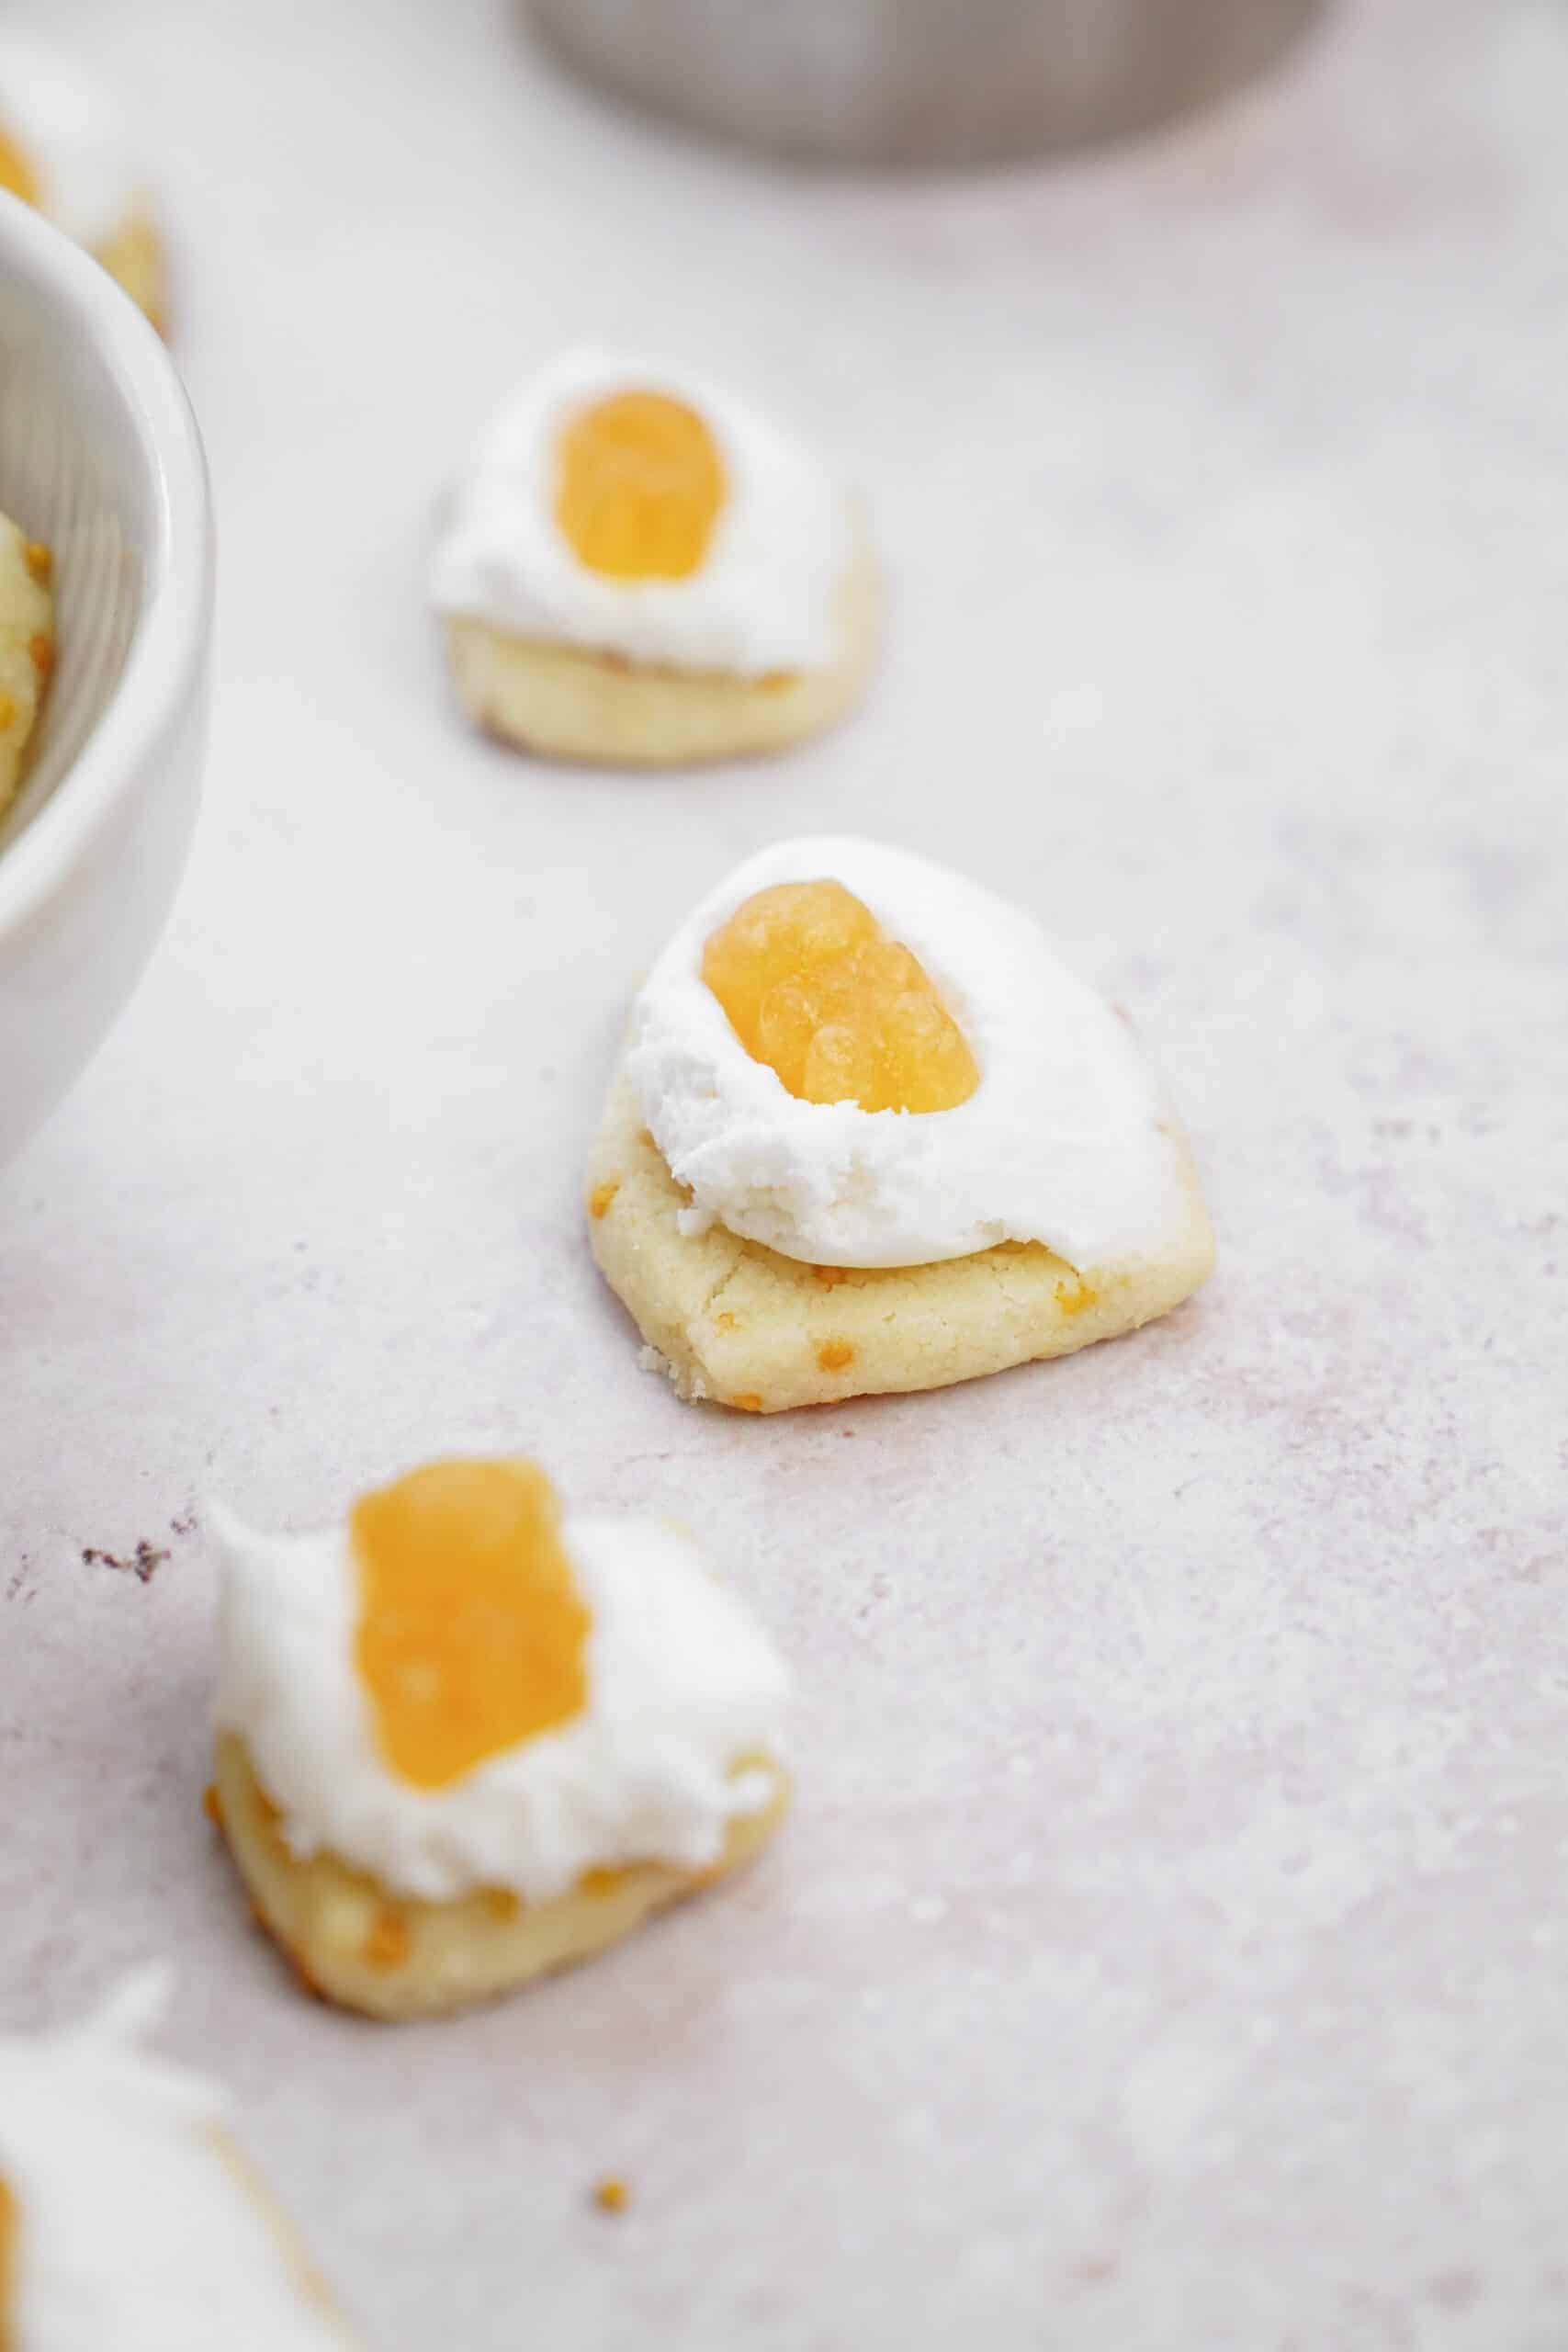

{"left": 2, "top": 1, "right": 1566, "bottom": 2345}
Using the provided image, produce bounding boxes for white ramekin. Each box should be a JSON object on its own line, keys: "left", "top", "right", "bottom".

{"left": 0, "top": 187, "right": 212, "bottom": 1169}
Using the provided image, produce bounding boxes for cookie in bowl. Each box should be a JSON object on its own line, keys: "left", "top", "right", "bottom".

{"left": 0, "top": 1974, "right": 356, "bottom": 2347}
{"left": 431, "top": 349, "right": 878, "bottom": 764}
{"left": 0, "top": 515, "right": 52, "bottom": 821}
{"left": 587, "top": 836, "right": 1215, "bottom": 1411}
{"left": 209, "top": 1456, "right": 791, "bottom": 2019}
{"left": 0, "top": 29, "right": 168, "bottom": 329}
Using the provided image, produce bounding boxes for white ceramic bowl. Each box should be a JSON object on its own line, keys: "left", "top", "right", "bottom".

{"left": 0, "top": 187, "right": 211, "bottom": 1168}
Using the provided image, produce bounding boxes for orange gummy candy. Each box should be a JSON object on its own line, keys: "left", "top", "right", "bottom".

{"left": 702, "top": 879, "right": 979, "bottom": 1114}
{"left": 352, "top": 1459, "right": 592, "bottom": 1791}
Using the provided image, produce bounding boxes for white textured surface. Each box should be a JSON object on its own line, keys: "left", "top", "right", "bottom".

{"left": 1, "top": 2, "right": 1565, "bottom": 2347}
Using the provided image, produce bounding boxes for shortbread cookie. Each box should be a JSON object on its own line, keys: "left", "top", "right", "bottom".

{"left": 0, "top": 517, "right": 54, "bottom": 823}
{"left": 589, "top": 1070, "right": 1213, "bottom": 1410}
{"left": 0, "top": 1974, "right": 355, "bottom": 2347}
{"left": 210, "top": 1457, "right": 791, "bottom": 2020}
{"left": 432, "top": 349, "right": 878, "bottom": 765}
{"left": 588, "top": 836, "right": 1215, "bottom": 1411}
{"left": 213, "top": 1732, "right": 789, "bottom": 2023}
{"left": 0, "top": 33, "right": 169, "bottom": 329}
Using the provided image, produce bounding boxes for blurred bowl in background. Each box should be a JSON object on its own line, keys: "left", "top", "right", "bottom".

{"left": 528, "top": 0, "right": 1324, "bottom": 169}
{"left": 0, "top": 188, "right": 211, "bottom": 1170}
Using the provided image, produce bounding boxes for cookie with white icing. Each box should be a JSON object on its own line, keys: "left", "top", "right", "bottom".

{"left": 587, "top": 837, "right": 1215, "bottom": 1410}
{"left": 209, "top": 1457, "right": 791, "bottom": 2019}
{"left": 432, "top": 351, "right": 878, "bottom": 765}
{"left": 0, "top": 1975, "right": 355, "bottom": 2349}
{"left": 0, "top": 31, "right": 168, "bottom": 331}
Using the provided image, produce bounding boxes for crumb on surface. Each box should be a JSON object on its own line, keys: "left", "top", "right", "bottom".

{"left": 592, "top": 2177, "right": 630, "bottom": 2213}
{"left": 82, "top": 1540, "right": 168, "bottom": 1584}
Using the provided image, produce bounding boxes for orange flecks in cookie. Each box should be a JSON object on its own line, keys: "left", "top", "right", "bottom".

{"left": 28, "top": 635, "right": 52, "bottom": 681}
{"left": 811, "top": 1264, "right": 849, "bottom": 1290}
{"left": 556, "top": 390, "right": 726, "bottom": 582}
{"left": 579, "top": 1865, "right": 627, "bottom": 1898}
{"left": 1054, "top": 1275, "right": 1099, "bottom": 1318}
{"left": 362, "top": 1908, "right": 411, "bottom": 1972}
{"left": 714, "top": 1309, "right": 739, "bottom": 1332}
{"left": 758, "top": 670, "right": 796, "bottom": 694}
{"left": 592, "top": 2177, "right": 630, "bottom": 2214}
{"left": 0, "top": 693, "right": 17, "bottom": 731}
{"left": 484, "top": 1888, "right": 521, "bottom": 1924}
{"left": 732, "top": 1393, "right": 763, "bottom": 1414}
{"left": 22, "top": 542, "right": 51, "bottom": 585}
{"left": 588, "top": 1180, "right": 619, "bottom": 1220}
{"left": 816, "top": 1339, "right": 854, "bottom": 1372}
{"left": 352, "top": 1457, "right": 592, "bottom": 1791}
{"left": 702, "top": 879, "right": 979, "bottom": 1115}
{"left": 0, "top": 125, "right": 39, "bottom": 210}
{"left": 202, "top": 1781, "right": 223, "bottom": 1827}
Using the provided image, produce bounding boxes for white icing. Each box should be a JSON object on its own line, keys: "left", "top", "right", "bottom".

{"left": 0, "top": 1974, "right": 353, "bottom": 2351}
{"left": 627, "top": 835, "right": 1196, "bottom": 1271}
{"left": 211, "top": 1494, "right": 790, "bottom": 1906}
{"left": 429, "top": 348, "right": 853, "bottom": 676}
{"left": 0, "top": 32, "right": 144, "bottom": 249}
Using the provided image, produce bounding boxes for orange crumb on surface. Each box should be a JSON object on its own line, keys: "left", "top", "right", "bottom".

{"left": 816, "top": 1340, "right": 853, "bottom": 1372}
{"left": 28, "top": 634, "right": 52, "bottom": 680}
{"left": 732, "top": 1394, "right": 763, "bottom": 1414}
{"left": 592, "top": 2177, "right": 630, "bottom": 2214}
{"left": 202, "top": 1781, "right": 223, "bottom": 1827}
{"left": 703, "top": 879, "right": 978, "bottom": 1114}
{"left": 362, "top": 1909, "right": 411, "bottom": 1972}
{"left": 484, "top": 1888, "right": 521, "bottom": 1924}
{"left": 556, "top": 390, "right": 726, "bottom": 582}
{"left": 352, "top": 1458, "right": 592, "bottom": 1792}
{"left": 22, "top": 541, "right": 51, "bottom": 584}
{"left": 588, "top": 1180, "right": 619, "bottom": 1220}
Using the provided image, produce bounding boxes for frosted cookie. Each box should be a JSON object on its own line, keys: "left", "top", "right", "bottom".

{"left": 0, "top": 1973, "right": 356, "bottom": 2348}
{"left": 431, "top": 349, "right": 878, "bottom": 765}
{"left": 587, "top": 837, "right": 1215, "bottom": 1411}
{"left": 0, "top": 517, "right": 54, "bottom": 824}
{"left": 209, "top": 1457, "right": 791, "bottom": 2020}
{"left": 0, "top": 31, "right": 168, "bottom": 330}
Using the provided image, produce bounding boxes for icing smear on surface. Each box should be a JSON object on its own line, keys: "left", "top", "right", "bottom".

{"left": 627, "top": 835, "right": 1199, "bottom": 1271}
{"left": 212, "top": 1490, "right": 790, "bottom": 1905}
